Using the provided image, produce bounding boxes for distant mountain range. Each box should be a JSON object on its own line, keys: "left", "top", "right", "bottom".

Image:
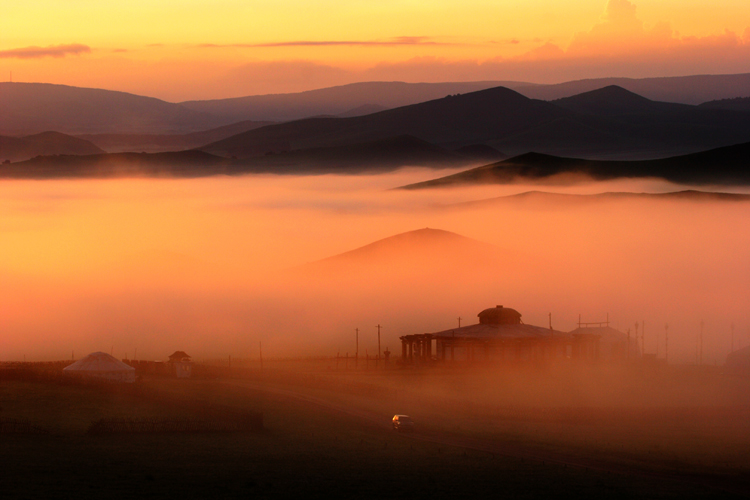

{"left": 3, "top": 73, "right": 750, "bottom": 136}
{"left": 0, "top": 82, "right": 226, "bottom": 135}
{"left": 512, "top": 73, "right": 750, "bottom": 104}
{"left": 178, "top": 81, "right": 514, "bottom": 123}
{"left": 399, "top": 141, "right": 750, "bottom": 189}
{"left": 77, "top": 120, "right": 275, "bottom": 153}
{"left": 198, "top": 85, "right": 750, "bottom": 160}
{"left": 2, "top": 136, "right": 490, "bottom": 178}
{"left": 4, "top": 78, "right": 750, "bottom": 179}
{"left": 0, "top": 131, "right": 104, "bottom": 162}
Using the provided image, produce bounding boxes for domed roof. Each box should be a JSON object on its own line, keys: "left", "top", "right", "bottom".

{"left": 63, "top": 352, "right": 135, "bottom": 373}
{"left": 478, "top": 305, "right": 522, "bottom": 325}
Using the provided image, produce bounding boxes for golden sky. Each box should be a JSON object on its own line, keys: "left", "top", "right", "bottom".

{"left": 2, "top": 0, "right": 750, "bottom": 100}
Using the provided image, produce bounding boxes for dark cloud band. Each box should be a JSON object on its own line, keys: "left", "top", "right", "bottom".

{"left": 0, "top": 44, "right": 91, "bottom": 59}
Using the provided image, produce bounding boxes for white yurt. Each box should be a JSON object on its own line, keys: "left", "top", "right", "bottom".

{"left": 63, "top": 352, "right": 136, "bottom": 383}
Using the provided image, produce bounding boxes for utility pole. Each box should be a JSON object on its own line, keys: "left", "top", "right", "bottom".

{"left": 458, "top": 317, "right": 461, "bottom": 328}
{"left": 627, "top": 328, "right": 631, "bottom": 361}
{"left": 665, "top": 324, "right": 669, "bottom": 364}
{"left": 549, "top": 313, "right": 553, "bottom": 338}
{"left": 355, "top": 328, "right": 359, "bottom": 369}
{"left": 634, "top": 322, "right": 639, "bottom": 357}
{"left": 376, "top": 324, "right": 382, "bottom": 367}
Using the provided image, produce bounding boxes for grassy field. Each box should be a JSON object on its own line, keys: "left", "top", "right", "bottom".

{"left": 1, "top": 364, "right": 749, "bottom": 499}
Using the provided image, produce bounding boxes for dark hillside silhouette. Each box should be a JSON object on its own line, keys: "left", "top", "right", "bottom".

{"left": 198, "top": 87, "right": 571, "bottom": 158}
{"left": 699, "top": 97, "right": 750, "bottom": 112}
{"left": 0, "top": 131, "right": 104, "bottom": 162}
{"left": 179, "top": 81, "right": 515, "bottom": 122}
{"left": 399, "top": 141, "right": 750, "bottom": 189}
{"left": 78, "top": 120, "right": 275, "bottom": 153}
{"left": 0, "top": 82, "right": 228, "bottom": 135}
{"left": 200, "top": 85, "right": 750, "bottom": 159}
{"left": 513, "top": 73, "right": 750, "bottom": 104}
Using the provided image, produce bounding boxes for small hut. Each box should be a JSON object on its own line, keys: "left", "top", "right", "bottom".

{"left": 168, "top": 351, "right": 193, "bottom": 378}
{"left": 568, "top": 318, "right": 635, "bottom": 361}
{"left": 63, "top": 352, "right": 136, "bottom": 383}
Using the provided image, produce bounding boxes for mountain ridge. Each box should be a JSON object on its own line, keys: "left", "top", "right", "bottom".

{"left": 398, "top": 141, "right": 750, "bottom": 189}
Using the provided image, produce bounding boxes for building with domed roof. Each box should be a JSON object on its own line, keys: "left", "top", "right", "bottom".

{"left": 400, "top": 305, "right": 600, "bottom": 365}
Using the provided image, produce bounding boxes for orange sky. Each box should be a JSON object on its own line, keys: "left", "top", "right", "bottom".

{"left": 2, "top": 0, "right": 750, "bottom": 100}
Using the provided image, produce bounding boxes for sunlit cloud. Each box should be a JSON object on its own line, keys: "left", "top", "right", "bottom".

{"left": 198, "top": 37, "right": 449, "bottom": 48}
{"left": 0, "top": 43, "right": 91, "bottom": 59}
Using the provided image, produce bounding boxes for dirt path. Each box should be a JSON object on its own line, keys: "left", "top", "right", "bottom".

{"left": 232, "top": 379, "right": 750, "bottom": 497}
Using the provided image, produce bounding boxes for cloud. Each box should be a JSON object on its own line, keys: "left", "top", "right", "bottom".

{"left": 198, "top": 37, "right": 447, "bottom": 49}
{"left": 0, "top": 44, "right": 91, "bottom": 59}
{"left": 563, "top": 0, "right": 750, "bottom": 60}
{"left": 206, "top": 1, "right": 750, "bottom": 95}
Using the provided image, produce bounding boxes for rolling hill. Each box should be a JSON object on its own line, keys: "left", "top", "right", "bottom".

{"left": 4, "top": 74, "right": 750, "bottom": 138}
{"left": 294, "top": 227, "right": 505, "bottom": 280}
{"left": 233, "top": 135, "right": 473, "bottom": 173}
{"left": 1, "top": 135, "right": 481, "bottom": 178}
{"left": 449, "top": 190, "right": 750, "bottom": 210}
{"left": 512, "top": 73, "right": 750, "bottom": 104}
{"left": 0, "top": 131, "right": 104, "bottom": 162}
{"left": 198, "top": 86, "right": 573, "bottom": 158}
{"left": 0, "top": 82, "right": 229, "bottom": 135}
{"left": 179, "top": 81, "right": 516, "bottom": 122}
{"left": 398, "top": 141, "right": 750, "bottom": 189}
{"left": 1, "top": 151, "right": 230, "bottom": 179}
{"left": 77, "top": 120, "right": 275, "bottom": 153}
{"left": 199, "top": 85, "right": 750, "bottom": 160}
{"left": 699, "top": 97, "right": 750, "bottom": 112}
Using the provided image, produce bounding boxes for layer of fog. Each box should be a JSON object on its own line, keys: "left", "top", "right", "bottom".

{"left": 1, "top": 168, "right": 749, "bottom": 364}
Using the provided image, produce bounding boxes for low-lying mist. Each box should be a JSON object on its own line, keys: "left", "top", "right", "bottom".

{"left": 2, "top": 168, "right": 749, "bottom": 366}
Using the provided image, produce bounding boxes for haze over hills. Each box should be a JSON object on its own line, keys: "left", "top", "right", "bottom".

{"left": 0, "top": 151, "right": 229, "bottom": 179}
{"left": 0, "top": 131, "right": 104, "bottom": 162}
{"left": 294, "top": 227, "right": 506, "bottom": 281}
{"left": 198, "top": 87, "right": 573, "bottom": 158}
{"left": 200, "top": 85, "right": 750, "bottom": 160}
{"left": 512, "top": 73, "right": 750, "bottom": 104}
{"left": 179, "top": 74, "right": 750, "bottom": 121}
{"left": 77, "top": 120, "right": 275, "bottom": 153}
{"left": 399, "top": 141, "right": 750, "bottom": 189}
{"left": 3, "top": 135, "right": 484, "bottom": 178}
{"left": 230, "top": 135, "right": 474, "bottom": 173}
{"left": 552, "top": 85, "right": 693, "bottom": 116}
{"left": 449, "top": 190, "right": 750, "bottom": 210}
{"left": 3, "top": 74, "right": 750, "bottom": 138}
{"left": 178, "top": 81, "right": 515, "bottom": 122}
{"left": 0, "top": 82, "right": 230, "bottom": 135}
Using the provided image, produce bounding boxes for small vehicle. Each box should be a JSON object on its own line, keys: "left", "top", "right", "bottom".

{"left": 392, "top": 415, "right": 415, "bottom": 432}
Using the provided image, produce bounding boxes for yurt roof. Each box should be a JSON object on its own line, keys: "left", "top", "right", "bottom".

{"left": 63, "top": 352, "right": 135, "bottom": 373}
